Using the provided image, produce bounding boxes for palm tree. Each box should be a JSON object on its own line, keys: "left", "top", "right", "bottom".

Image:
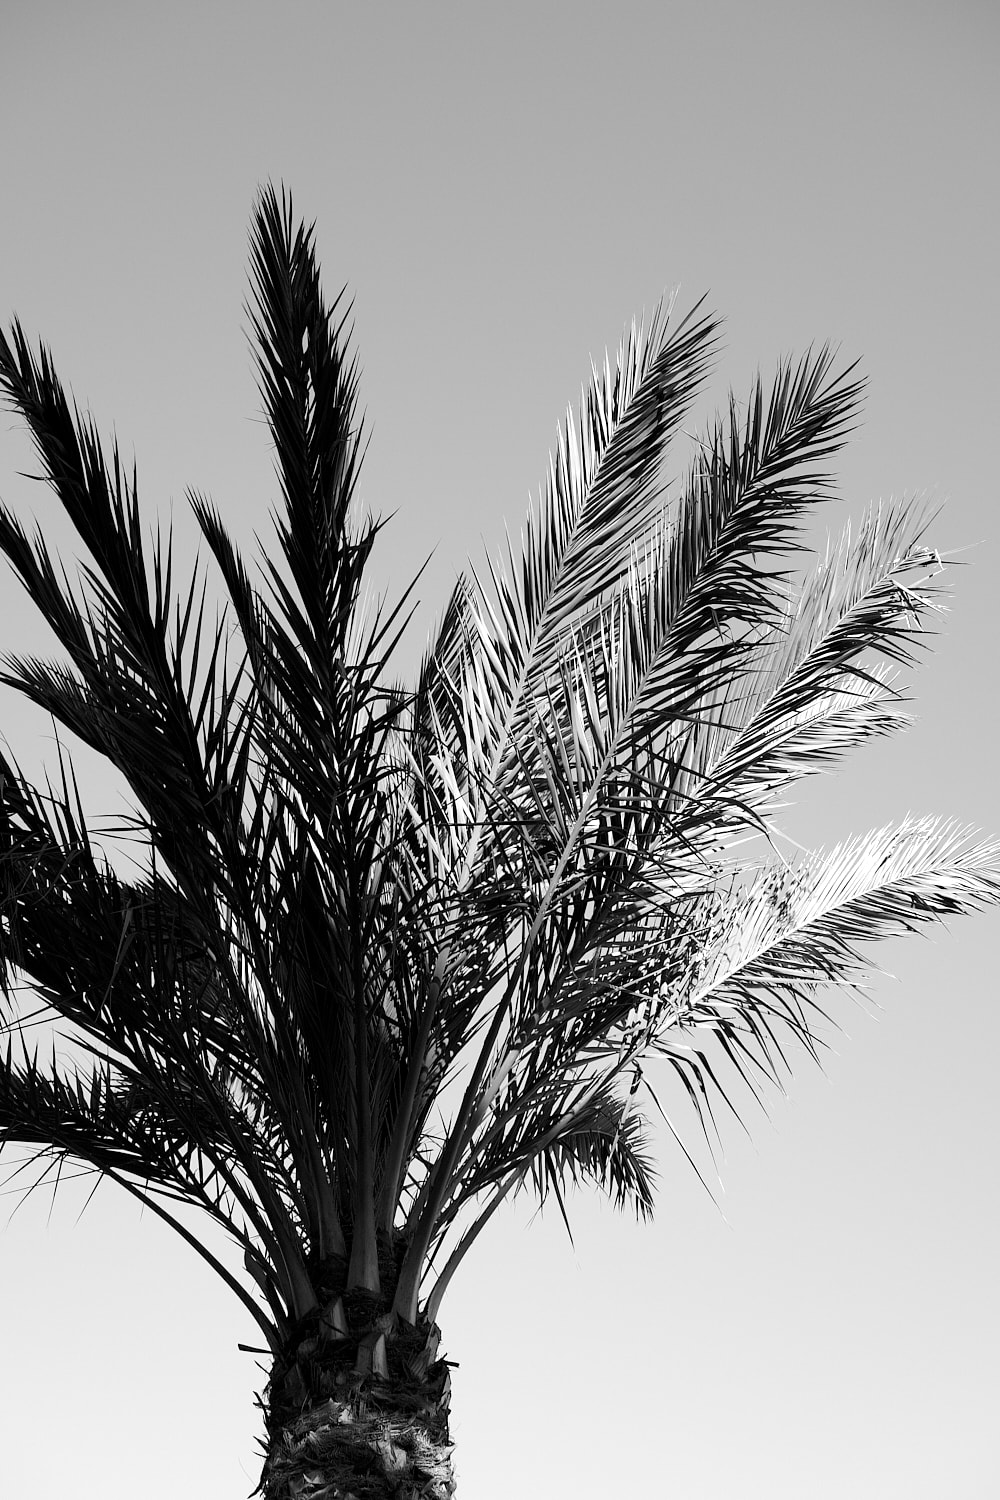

{"left": 0, "top": 184, "right": 996, "bottom": 1500}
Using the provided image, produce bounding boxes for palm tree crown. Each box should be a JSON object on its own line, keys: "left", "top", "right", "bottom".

{"left": 1, "top": 184, "right": 996, "bottom": 1495}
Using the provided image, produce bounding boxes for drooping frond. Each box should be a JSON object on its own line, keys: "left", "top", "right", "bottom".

{"left": 688, "top": 818, "right": 1000, "bottom": 1012}
{"left": 638, "top": 818, "right": 1000, "bottom": 1126}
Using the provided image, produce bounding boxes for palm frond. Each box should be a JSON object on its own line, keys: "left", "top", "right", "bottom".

{"left": 631, "top": 819, "right": 1000, "bottom": 1132}
{"left": 686, "top": 817, "right": 1000, "bottom": 1010}
{"left": 512, "top": 1083, "right": 657, "bottom": 1224}
{"left": 675, "top": 498, "right": 946, "bottom": 810}
{"left": 0, "top": 360, "right": 259, "bottom": 927}
{"left": 456, "top": 299, "right": 719, "bottom": 810}
{"left": 0, "top": 739, "right": 326, "bottom": 1312}
{"left": 465, "top": 348, "right": 867, "bottom": 916}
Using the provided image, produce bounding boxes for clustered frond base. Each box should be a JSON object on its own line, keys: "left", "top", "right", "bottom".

{"left": 257, "top": 1233, "right": 455, "bottom": 1499}
{"left": 258, "top": 1322, "right": 455, "bottom": 1500}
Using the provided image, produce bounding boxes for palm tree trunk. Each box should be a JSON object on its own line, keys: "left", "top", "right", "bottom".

{"left": 256, "top": 1239, "right": 456, "bottom": 1498}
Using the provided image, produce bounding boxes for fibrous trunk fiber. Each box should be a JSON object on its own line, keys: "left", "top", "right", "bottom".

{"left": 256, "top": 1256, "right": 456, "bottom": 1498}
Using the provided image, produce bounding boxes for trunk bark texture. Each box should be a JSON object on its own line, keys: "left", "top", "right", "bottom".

{"left": 256, "top": 1234, "right": 456, "bottom": 1499}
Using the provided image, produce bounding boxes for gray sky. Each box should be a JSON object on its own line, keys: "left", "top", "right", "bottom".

{"left": 1, "top": 3, "right": 998, "bottom": 1496}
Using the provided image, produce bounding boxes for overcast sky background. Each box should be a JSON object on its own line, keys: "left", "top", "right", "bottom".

{"left": 1, "top": 3, "right": 998, "bottom": 1497}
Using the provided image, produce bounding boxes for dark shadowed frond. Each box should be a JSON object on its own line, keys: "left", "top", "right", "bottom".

{"left": 0, "top": 330, "right": 254, "bottom": 915}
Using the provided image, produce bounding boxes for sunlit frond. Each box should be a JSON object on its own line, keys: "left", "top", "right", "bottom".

{"left": 674, "top": 498, "right": 947, "bottom": 811}
{"left": 458, "top": 299, "right": 719, "bottom": 802}
{"left": 633, "top": 819, "right": 1000, "bottom": 1132}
